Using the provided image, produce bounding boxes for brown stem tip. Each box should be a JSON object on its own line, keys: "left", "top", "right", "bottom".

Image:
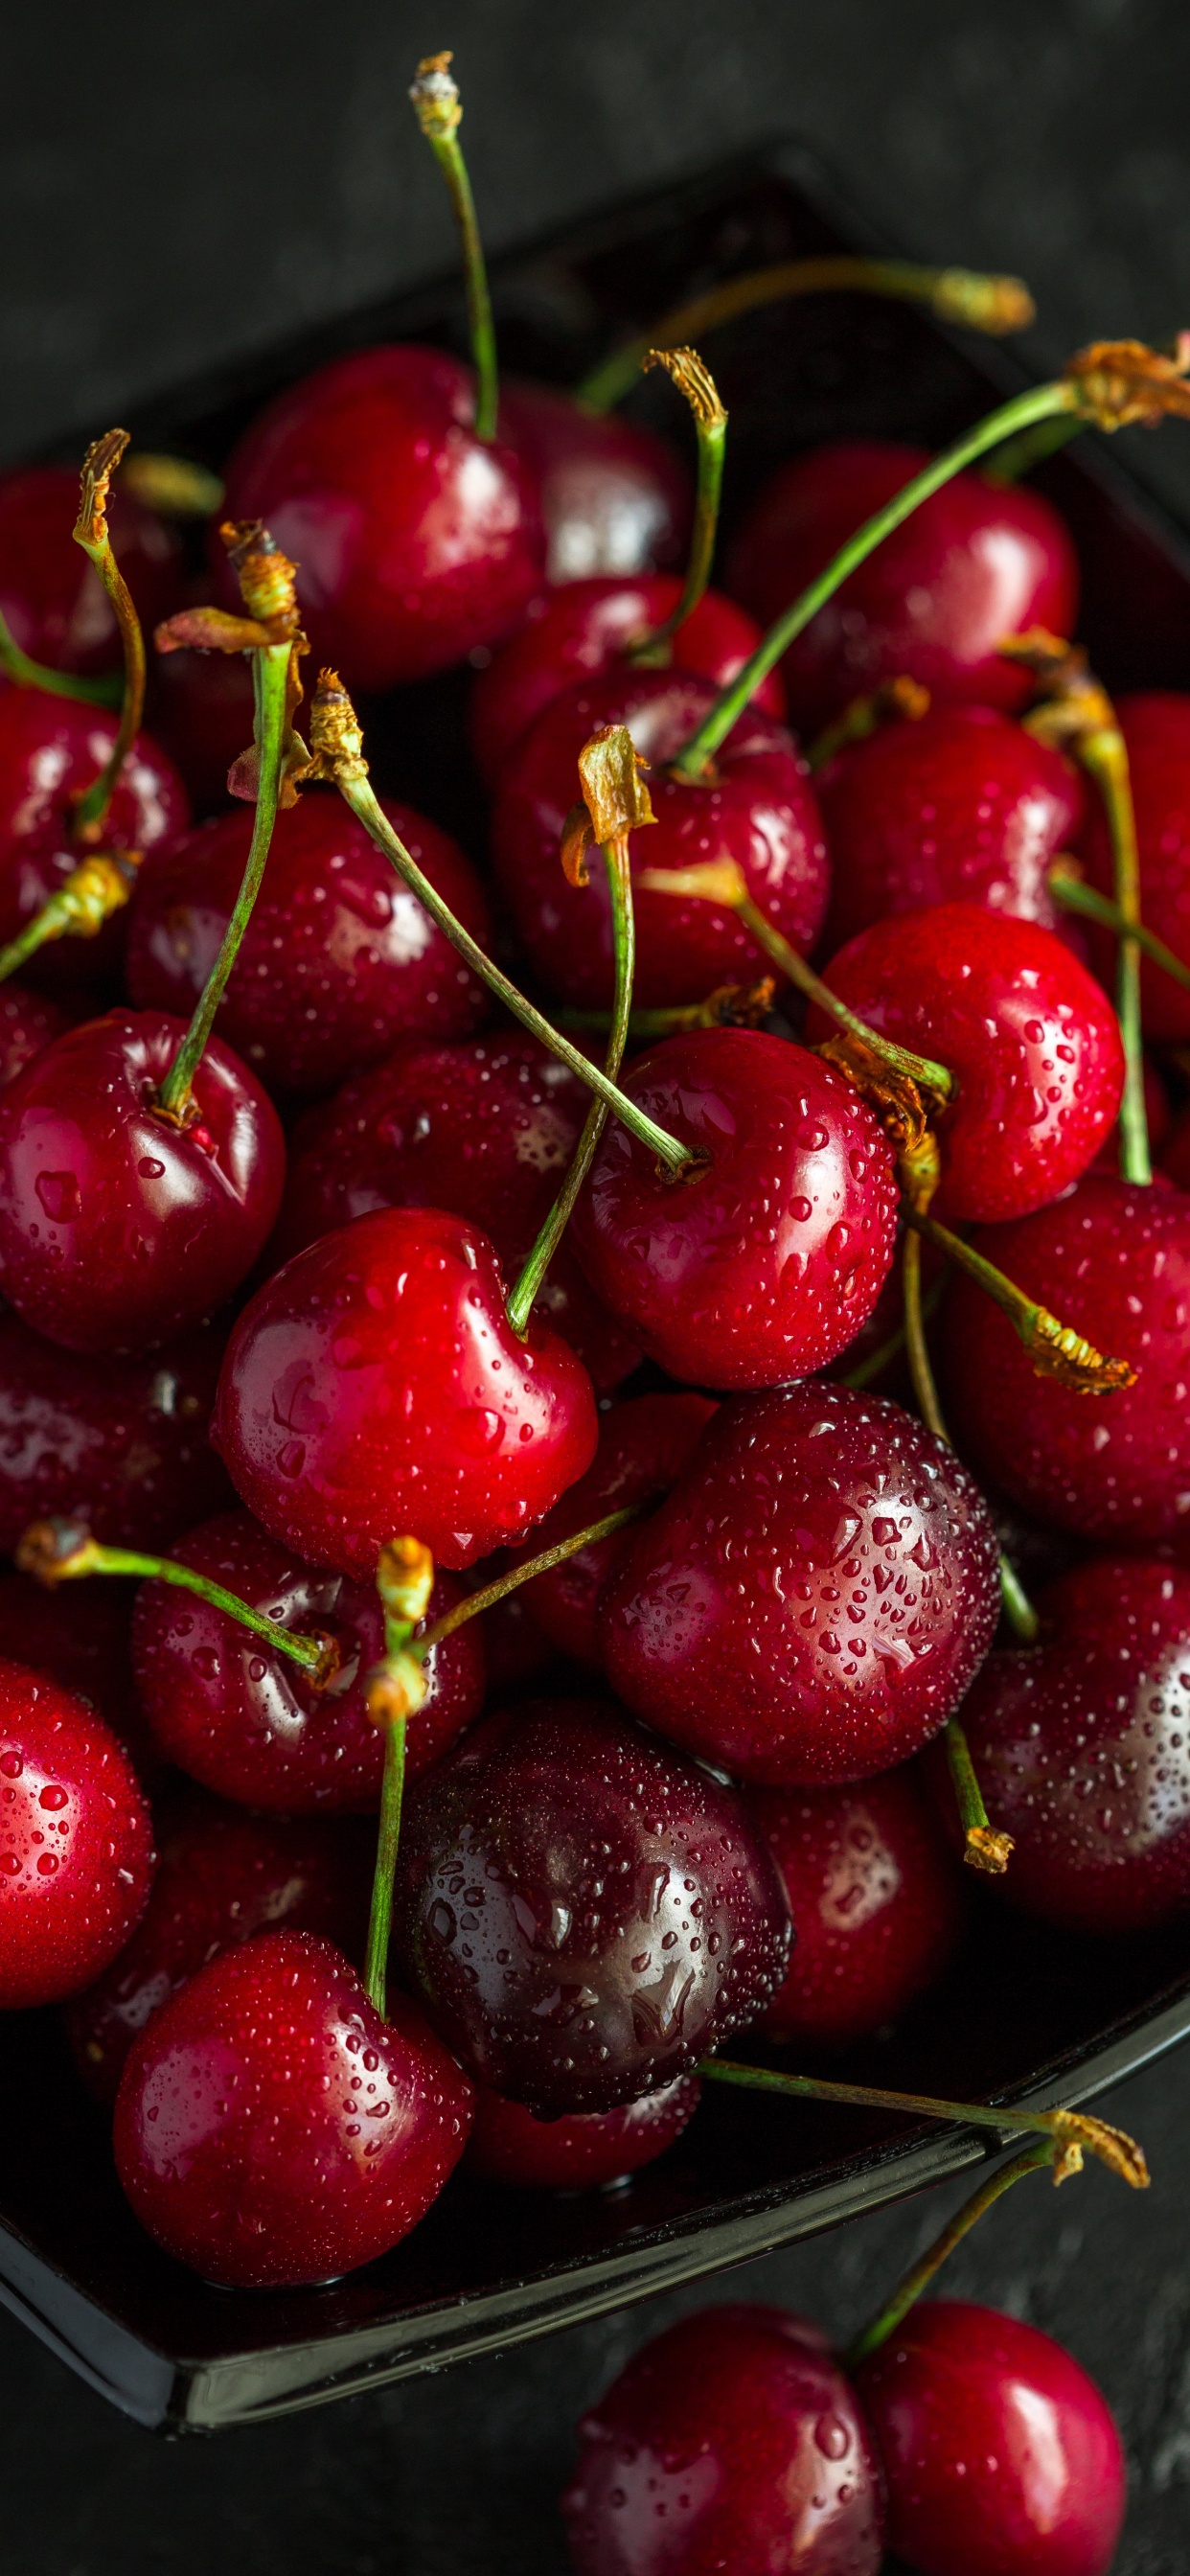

{"left": 1064, "top": 334, "right": 1190, "bottom": 430}
{"left": 74, "top": 427, "right": 131, "bottom": 552}
{"left": 1049, "top": 2109, "right": 1149, "bottom": 2191}
{"left": 300, "top": 669, "right": 370, "bottom": 787}
{"left": 563, "top": 724, "right": 655, "bottom": 884}
{"left": 964, "top": 1824, "right": 1015, "bottom": 1875}
{"left": 377, "top": 1536, "right": 435, "bottom": 1631}
{"left": 409, "top": 51, "right": 462, "bottom": 140}
{"left": 15, "top": 1517, "right": 97, "bottom": 1584}
{"left": 641, "top": 345, "right": 727, "bottom": 428}
{"left": 220, "top": 521, "right": 303, "bottom": 634}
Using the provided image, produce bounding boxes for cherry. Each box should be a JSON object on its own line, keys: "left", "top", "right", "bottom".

{"left": 750, "top": 1765, "right": 964, "bottom": 2049}
{"left": 0, "top": 1309, "right": 230, "bottom": 1551}
{"left": 1077, "top": 690, "right": 1190, "bottom": 1039}
{"left": 725, "top": 439, "right": 1079, "bottom": 733}
{"left": 496, "top": 380, "right": 691, "bottom": 586}
{"left": 855, "top": 2299, "right": 1125, "bottom": 2576}
{"left": 938, "top": 1173, "right": 1190, "bottom": 1540}
{"left": 466, "top": 2073, "right": 700, "bottom": 2191}
{"left": 562, "top": 2303, "right": 884, "bottom": 2575}
{"left": 0, "top": 982, "right": 67, "bottom": 1088}
{"left": 392, "top": 1697, "right": 790, "bottom": 2114}
{"left": 0, "top": 1661, "right": 153, "bottom": 2009}
{"left": 112, "top": 1927, "right": 473, "bottom": 2288}
{"left": 599, "top": 1382, "right": 999, "bottom": 1786}
{"left": 0, "top": 464, "right": 182, "bottom": 678}
{"left": 570, "top": 1028, "right": 899, "bottom": 1389}
{"left": 0, "top": 689, "right": 190, "bottom": 991}
{"left": 145, "top": 611, "right": 259, "bottom": 815}
{"left": 130, "top": 1505, "right": 485, "bottom": 1811}
{"left": 126, "top": 786, "right": 492, "bottom": 1099}
{"left": 816, "top": 702, "right": 1085, "bottom": 951}
{"left": 808, "top": 903, "right": 1125, "bottom": 1225}
{"left": 472, "top": 1566, "right": 552, "bottom": 1691}
{"left": 491, "top": 670, "right": 828, "bottom": 1009}
{"left": 0, "top": 1569, "right": 140, "bottom": 1750}
{"left": 216, "top": 1205, "right": 599, "bottom": 1576}
{"left": 217, "top": 345, "right": 544, "bottom": 690}
{"left": 511, "top": 1392, "right": 719, "bottom": 1665}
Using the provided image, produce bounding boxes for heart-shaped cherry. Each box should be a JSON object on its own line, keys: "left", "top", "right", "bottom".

{"left": 509, "top": 1391, "right": 719, "bottom": 1664}
{"left": 466, "top": 2072, "right": 700, "bottom": 2191}
{"left": 0, "top": 690, "right": 190, "bottom": 990}
{"left": 0, "top": 1661, "right": 153, "bottom": 2008}
{"left": 496, "top": 379, "right": 692, "bottom": 586}
{"left": 0, "top": 1309, "right": 231, "bottom": 1551}
{"left": 0, "top": 464, "right": 183, "bottom": 678}
{"left": 1076, "top": 689, "right": 1190, "bottom": 1039}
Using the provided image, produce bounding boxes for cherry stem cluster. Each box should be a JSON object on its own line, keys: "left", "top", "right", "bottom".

{"left": 410, "top": 54, "right": 498, "bottom": 442}
{"left": 845, "top": 2137, "right": 1061, "bottom": 2368}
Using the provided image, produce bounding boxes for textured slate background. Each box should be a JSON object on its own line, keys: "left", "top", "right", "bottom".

{"left": 3, "top": 0, "right": 1190, "bottom": 2566}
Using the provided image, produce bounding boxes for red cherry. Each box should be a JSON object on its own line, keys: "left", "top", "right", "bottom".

{"left": 130, "top": 1506, "right": 485, "bottom": 1810}
{"left": 218, "top": 345, "right": 544, "bottom": 690}
{"left": 816, "top": 703, "right": 1084, "bottom": 951}
{"left": 474, "top": 1574, "right": 552, "bottom": 1692}
{"left": 0, "top": 1662, "right": 152, "bottom": 2008}
{"left": 216, "top": 1206, "right": 599, "bottom": 1576}
{"left": 808, "top": 903, "right": 1124, "bottom": 1224}
{"left": 466, "top": 2074, "right": 700, "bottom": 2192}
{"left": 393, "top": 1697, "right": 790, "bottom": 2114}
{"left": 750, "top": 1766, "right": 964, "bottom": 2048}
{"left": 0, "top": 982, "right": 67, "bottom": 1089}
{"left": 0, "top": 691, "right": 190, "bottom": 991}
{"left": 112, "top": 1927, "right": 473, "bottom": 2288}
{"left": 0, "top": 465, "right": 183, "bottom": 677}
{"left": 491, "top": 671, "right": 828, "bottom": 1009}
{"left": 0, "top": 1309, "right": 231, "bottom": 1551}
{"left": 126, "top": 787, "right": 492, "bottom": 1099}
{"left": 496, "top": 380, "right": 691, "bottom": 586}
{"left": 570, "top": 1029, "right": 899, "bottom": 1389}
{"left": 855, "top": 2300, "right": 1125, "bottom": 2576}
{"left": 599, "top": 1384, "right": 999, "bottom": 1786}
{"left": 1077, "top": 690, "right": 1190, "bottom": 1038}
{"left": 512, "top": 1391, "right": 719, "bottom": 1664}
{"left": 939, "top": 1174, "right": 1190, "bottom": 1539}
{"left": 563, "top": 2304, "right": 884, "bottom": 2575}
{"left": 725, "top": 439, "right": 1078, "bottom": 732}
{"left": 0, "top": 1009, "right": 286, "bottom": 1352}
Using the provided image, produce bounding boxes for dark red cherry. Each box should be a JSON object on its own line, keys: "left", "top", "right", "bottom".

{"left": 808, "top": 903, "right": 1124, "bottom": 1225}
{"left": 750, "top": 1766, "right": 963, "bottom": 2048}
{"left": 0, "top": 1570, "right": 142, "bottom": 1758}
{"left": 393, "top": 1697, "right": 790, "bottom": 2115}
{"left": 491, "top": 671, "right": 828, "bottom": 1009}
{"left": 0, "top": 1010, "right": 285, "bottom": 1353}
{"left": 0, "top": 982, "right": 67, "bottom": 1089}
{"left": 130, "top": 1506, "right": 485, "bottom": 1811}
{"left": 563, "top": 2304, "right": 884, "bottom": 2576}
{"left": 270, "top": 1032, "right": 639, "bottom": 1392}
{"left": 570, "top": 1029, "right": 899, "bottom": 1389}
{"left": 855, "top": 2299, "right": 1125, "bottom": 2576}
{"left": 126, "top": 786, "right": 491, "bottom": 1099}
{"left": 0, "top": 690, "right": 190, "bottom": 991}
{"left": 473, "top": 1568, "right": 552, "bottom": 1692}
{"left": 218, "top": 345, "right": 544, "bottom": 689}
{"left": 146, "top": 623, "right": 259, "bottom": 815}
{"left": 113, "top": 1928, "right": 473, "bottom": 2288}
{"left": 816, "top": 703, "right": 1085, "bottom": 951}
{"left": 0, "top": 465, "right": 183, "bottom": 678}
{"left": 939, "top": 1174, "right": 1190, "bottom": 1540}
{"left": 466, "top": 2073, "right": 700, "bottom": 2192}
{"left": 0, "top": 1307, "right": 231, "bottom": 1552}
{"left": 469, "top": 573, "right": 783, "bottom": 783}
{"left": 726, "top": 439, "right": 1078, "bottom": 732}
{"left": 599, "top": 1383, "right": 999, "bottom": 1786}
{"left": 497, "top": 380, "right": 691, "bottom": 586}
{"left": 512, "top": 1391, "right": 719, "bottom": 1664}
{"left": 0, "top": 1662, "right": 153, "bottom": 2008}
{"left": 1077, "top": 690, "right": 1190, "bottom": 1039}
{"left": 216, "top": 1206, "right": 598, "bottom": 1576}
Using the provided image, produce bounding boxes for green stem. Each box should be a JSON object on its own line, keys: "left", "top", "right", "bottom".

{"left": 999, "top": 1556, "right": 1041, "bottom": 1644}
{"left": 629, "top": 395, "right": 726, "bottom": 664}
{"left": 1050, "top": 865, "right": 1190, "bottom": 994}
{"left": 696, "top": 2058, "right": 1149, "bottom": 2192}
{"left": 944, "top": 1714, "right": 1015, "bottom": 1872}
{"left": 904, "top": 1204, "right": 1133, "bottom": 1392}
{"left": 14, "top": 1524, "right": 332, "bottom": 1678}
{"left": 0, "top": 854, "right": 133, "bottom": 986}
{"left": 71, "top": 540, "right": 147, "bottom": 843}
{"left": 904, "top": 1229, "right": 1037, "bottom": 1644}
{"left": 1079, "top": 728, "right": 1150, "bottom": 1184}
{"left": 363, "top": 1715, "right": 407, "bottom": 2018}
{"left": 846, "top": 2139, "right": 1058, "bottom": 2367}
{"left": 420, "top": 1506, "right": 645, "bottom": 1650}
{"left": 415, "top": 89, "right": 497, "bottom": 439}
{"left": 982, "top": 414, "right": 1083, "bottom": 484}
{"left": 0, "top": 608, "right": 123, "bottom": 707}
{"left": 736, "top": 885, "right": 953, "bottom": 1102}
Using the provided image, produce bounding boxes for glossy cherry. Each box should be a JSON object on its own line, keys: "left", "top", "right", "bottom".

{"left": 855, "top": 2299, "right": 1125, "bottom": 2576}
{"left": 725, "top": 438, "right": 1079, "bottom": 732}
{"left": 216, "top": 1205, "right": 599, "bottom": 1576}
{"left": 0, "top": 690, "right": 190, "bottom": 991}
{"left": 112, "top": 1927, "right": 473, "bottom": 2288}
{"left": 750, "top": 1765, "right": 964, "bottom": 2049}
{"left": 512, "top": 1392, "right": 719, "bottom": 1665}
{"left": 393, "top": 1697, "right": 790, "bottom": 2114}
{"left": 0, "top": 1309, "right": 231, "bottom": 1552}
{"left": 1076, "top": 689, "right": 1190, "bottom": 1040}
{"left": 0, "top": 1662, "right": 153, "bottom": 2009}
{"left": 466, "top": 2073, "right": 700, "bottom": 2191}
{"left": 0, "top": 982, "right": 67, "bottom": 1089}
{"left": 491, "top": 670, "right": 829, "bottom": 1009}
{"left": 563, "top": 2303, "right": 884, "bottom": 2575}
{"left": 0, "top": 464, "right": 183, "bottom": 678}
{"left": 809, "top": 903, "right": 1124, "bottom": 1225}
{"left": 497, "top": 379, "right": 691, "bottom": 586}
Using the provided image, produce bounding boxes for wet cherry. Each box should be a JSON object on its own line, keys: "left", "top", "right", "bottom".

{"left": 0, "top": 464, "right": 182, "bottom": 678}
{"left": 0, "top": 690, "right": 190, "bottom": 991}
{"left": 0, "top": 1661, "right": 153, "bottom": 2009}
{"left": 0, "top": 1309, "right": 231, "bottom": 1551}
{"left": 496, "top": 379, "right": 691, "bottom": 586}
{"left": 511, "top": 1391, "right": 719, "bottom": 1665}
{"left": 750, "top": 1764, "right": 964, "bottom": 2049}
{"left": 466, "top": 2073, "right": 700, "bottom": 2191}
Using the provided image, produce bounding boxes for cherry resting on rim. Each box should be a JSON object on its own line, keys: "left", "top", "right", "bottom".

{"left": 113, "top": 1928, "right": 473, "bottom": 2289}
{"left": 807, "top": 903, "right": 1124, "bottom": 1224}
{"left": 598, "top": 1383, "right": 999, "bottom": 1786}
{"left": 496, "top": 380, "right": 691, "bottom": 586}
{"left": 216, "top": 1205, "right": 598, "bottom": 1576}
{"left": 938, "top": 1173, "right": 1190, "bottom": 1539}
{"left": 563, "top": 2303, "right": 884, "bottom": 2575}
{"left": 750, "top": 1765, "right": 964, "bottom": 2049}
{"left": 466, "top": 2073, "right": 700, "bottom": 2192}
{"left": 725, "top": 438, "right": 1079, "bottom": 732}
{"left": 0, "top": 463, "right": 182, "bottom": 678}
{"left": 131, "top": 1506, "right": 485, "bottom": 1811}
{"left": 0, "top": 1010, "right": 286, "bottom": 1354}
{"left": 0, "top": 689, "right": 189, "bottom": 991}
{"left": 1077, "top": 690, "right": 1190, "bottom": 1039}
{"left": 0, "top": 1663, "right": 152, "bottom": 2009}
{"left": 393, "top": 1698, "right": 790, "bottom": 2114}
{"left": 510, "top": 1392, "right": 719, "bottom": 1665}
{"left": 271, "top": 1033, "right": 640, "bottom": 1393}
{"left": 855, "top": 2299, "right": 1125, "bottom": 2576}
{"left": 217, "top": 344, "right": 544, "bottom": 690}
{"left": 126, "top": 787, "right": 492, "bottom": 1100}
{"left": 491, "top": 670, "right": 828, "bottom": 1009}
{"left": 0, "top": 1310, "right": 231, "bottom": 1552}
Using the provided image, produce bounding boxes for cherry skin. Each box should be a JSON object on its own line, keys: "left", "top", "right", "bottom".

{"left": 599, "top": 1383, "right": 999, "bottom": 1787}
{"left": 112, "top": 1927, "right": 473, "bottom": 2288}
{"left": 216, "top": 1205, "right": 599, "bottom": 1577}
{"left": 0, "top": 983, "right": 67, "bottom": 1090}
{"left": 393, "top": 1697, "right": 790, "bottom": 2115}
{"left": 855, "top": 2299, "right": 1125, "bottom": 2576}
{"left": 563, "top": 2303, "right": 884, "bottom": 2576}
{"left": 816, "top": 702, "right": 1085, "bottom": 951}
{"left": 496, "top": 380, "right": 691, "bottom": 586}
{"left": 130, "top": 1506, "right": 485, "bottom": 1811}
{"left": 0, "top": 1009, "right": 286, "bottom": 1353}
{"left": 570, "top": 1028, "right": 899, "bottom": 1389}
{"left": 491, "top": 671, "right": 829, "bottom": 1010}
{"left": 146, "top": 618, "right": 259, "bottom": 815}
{"left": 725, "top": 438, "right": 1079, "bottom": 732}
{"left": 466, "top": 2073, "right": 700, "bottom": 2191}
{"left": 808, "top": 903, "right": 1124, "bottom": 1225}
{"left": 218, "top": 344, "right": 544, "bottom": 690}
{"left": 0, "top": 1570, "right": 151, "bottom": 1776}
{"left": 0, "top": 1309, "right": 231, "bottom": 1551}
{"left": 1077, "top": 690, "right": 1190, "bottom": 1039}
{"left": 0, "top": 690, "right": 190, "bottom": 991}
{"left": 0, "top": 465, "right": 183, "bottom": 677}
{"left": 126, "top": 786, "right": 492, "bottom": 1100}
{"left": 749, "top": 1765, "right": 964, "bottom": 2048}
{"left": 473, "top": 1566, "right": 552, "bottom": 1692}
{"left": 0, "top": 1662, "right": 153, "bottom": 2009}
{"left": 512, "top": 1392, "right": 719, "bottom": 1665}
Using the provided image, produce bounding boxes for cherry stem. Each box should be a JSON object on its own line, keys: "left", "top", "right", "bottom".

{"left": 945, "top": 1714, "right": 1016, "bottom": 1874}
{"left": 1070, "top": 732, "right": 1151, "bottom": 1184}
{"left": 364, "top": 1716, "right": 406, "bottom": 2019}
{"left": 558, "top": 978, "right": 776, "bottom": 1039}
{"left": 845, "top": 2137, "right": 1061, "bottom": 2368}
{"left": 410, "top": 54, "right": 497, "bottom": 442}
{"left": 697, "top": 2057, "right": 1150, "bottom": 2189}
{"left": 71, "top": 436, "right": 147, "bottom": 841}
{"left": 13, "top": 1517, "right": 336, "bottom": 1682}
{"left": 1050, "top": 862, "right": 1190, "bottom": 995}
{"left": 118, "top": 453, "right": 225, "bottom": 518}
{"left": 577, "top": 259, "right": 1035, "bottom": 413}
{"left": 902, "top": 1230, "right": 1037, "bottom": 1648}
{"left": 805, "top": 676, "right": 931, "bottom": 773}
{"left": 982, "top": 414, "right": 1083, "bottom": 484}
{"left": 0, "top": 607, "right": 123, "bottom": 708}
{"left": 904, "top": 1204, "right": 1135, "bottom": 1394}
{"left": 361, "top": 1539, "right": 436, "bottom": 2020}
{"left": 421, "top": 1505, "right": 646, "bottom": 1651}
{"left": 628, "top": 350, "right": 727, "bottom": 665}
{"left": 0, "top": 853, "right": 139, "bottom": 986}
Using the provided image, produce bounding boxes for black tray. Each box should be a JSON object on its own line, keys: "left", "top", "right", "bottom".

{"left": 11, "top": 141, "right": 1190, "bottom": 2433}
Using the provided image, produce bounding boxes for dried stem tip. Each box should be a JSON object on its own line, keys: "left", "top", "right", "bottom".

{"left": 74, "top": 428, "right": 131, "bottom": 553}
{"left": 1048, "top": 2109, "right": 1149, "bottom": 2190}
{"left": 220, "top": 521, "right": 302, "bottom": 633}
{"left": 1064, "top": 334, "right": 1190, "bottom": 430}
{"left": 301, "top": 668, "right": 370, "bottom": 785}
{"left": 562, "top": 724, "right": 655, "bottom": 885}
{"left": 1001, "top": 630, "right": 1117, "bottom": 748}
{"left": 641, "top": 346, "right": 727, "bottom": 429}
{"left": 377, "top": 1536, "right": 435, "bottom": 1631}
{"left": 15, "top": 1517, "right": 100, "bottom": 1585}
{"left": 931, "top": 269, "right": 1035, "bottom": 334}
{"left": 409, "top": 50, "right": 461, "bottom": 139}
{"left": 366, "top": 1651, "right": 429, "bottom": 1731}
{"left": 964, "top": 1824, "right": 1016, "bottom": 1875}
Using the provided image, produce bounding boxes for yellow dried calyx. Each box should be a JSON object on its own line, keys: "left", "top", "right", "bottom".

{"left": 409, "top": 50, "right": 462, "bottom": 141}
{"left": 561, "top": 724, "right": 655, "bottom": 885}
{"left": 73, "top": 427, "right": 131, "bottom": 556}
{"left": 641, "top": 345, "right": 726, "bottom": 427}
{"left": 1064, "top": 334, "right": 1190, "bottom": 430}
